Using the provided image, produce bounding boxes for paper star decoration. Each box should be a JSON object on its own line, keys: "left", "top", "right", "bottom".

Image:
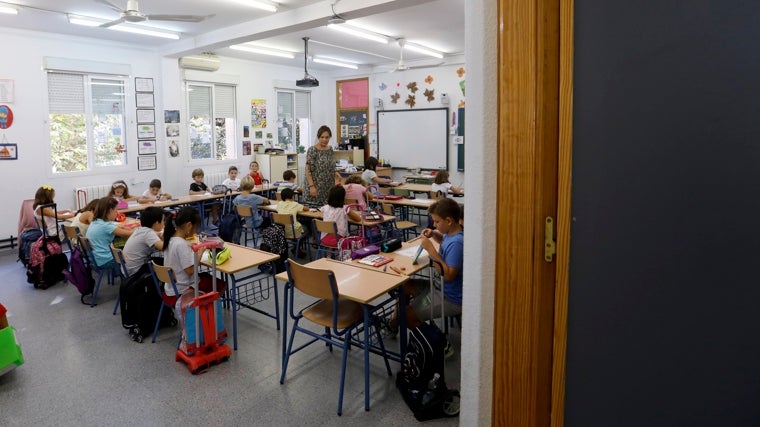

{"left": 424, "top": 75, "right": 434, "bottom": 84}
{"left": 406, "top": 82, "right": 418, "bottom": 93}
{"left": 405, "top": 94, "right": 416, "bottom": 108}
{"left": 390, "top": 92, "right": 401, "bottom": 104}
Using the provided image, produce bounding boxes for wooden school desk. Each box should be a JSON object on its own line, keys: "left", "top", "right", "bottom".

{"left": 201, "top": 243, "right": 280, "bottom": 351}
{"left": 275, "top": 257, "right": 409, "bottom": 412}
{"left": 117, "top": 184, "right": 272, "bottom": 214}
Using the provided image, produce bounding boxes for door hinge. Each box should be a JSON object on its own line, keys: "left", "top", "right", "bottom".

{"left": 544, "top": 216, "right": 556, "bottom": 262}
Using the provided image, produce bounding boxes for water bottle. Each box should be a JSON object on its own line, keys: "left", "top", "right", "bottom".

{"left": 421, "top": 373, "right": 441, "bottom": 405}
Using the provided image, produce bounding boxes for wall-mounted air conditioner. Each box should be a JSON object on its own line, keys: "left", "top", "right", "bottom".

{"left": 178, "top": 54, "right": 220, "bottom": 72}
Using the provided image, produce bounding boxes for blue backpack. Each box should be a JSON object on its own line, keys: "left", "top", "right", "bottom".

{"left": 18, "top": 228, "right": 42, "bottom": 266}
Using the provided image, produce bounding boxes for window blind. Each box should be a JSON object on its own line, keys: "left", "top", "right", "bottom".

{"left": 214, "top": 85, "right": 235, "bottom": 117}
{"left": 295, "top": 91, "right": 310, "bottom": 118}
{"left": 48, "top": 72, "right": 85, "bottom": 114}
{"left": 188, "top": 85, "right": 211, "bottom": 118}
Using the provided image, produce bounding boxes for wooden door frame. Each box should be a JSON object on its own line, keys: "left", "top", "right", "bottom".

{"left": 493, "top": 0, "right": 572, "bottom": 424}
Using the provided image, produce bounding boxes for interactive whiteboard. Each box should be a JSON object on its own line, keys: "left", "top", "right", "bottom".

{"left": 377, "top": 108, "right": 449, "bottom": 170}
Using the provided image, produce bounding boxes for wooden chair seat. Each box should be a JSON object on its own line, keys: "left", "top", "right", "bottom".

{"left": 303, "top": 298, "right": 363, "bottom": 329}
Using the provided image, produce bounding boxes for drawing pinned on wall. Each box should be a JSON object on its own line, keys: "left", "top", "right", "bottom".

{"left": 242, "top": 140, "right": 251, "bottom": 155}
{"left": 243, "top": 125, "right": 249, "bottom": 138}
{"left": 406, "top": 82, "right": 418, "bottom": 93}
{"left": 390, "top": 92, "right": 400, "bottom": 104}
{"left": 255, "top": 130, "right": 263, "bottom": 139}
{"left": 164, "top": 110, "right": 180, "bottom": 123}
{"left": 405, "top": 94, "right": 416, "bottom": 108}
{"left": 266, "top": 132, "right": 273, "bottom": 139}
{"left": 0, "top": 80, "right": 14, "bottom": 103}
{"left": 0, "top": 143, "right": 17, "bottom": 160}
{"left": 459, "top": 80, "right": 466, "bottom": 96}
{"left": 168, "top": 139, "right": 180, "bottom": 157}
{"left": 251, "top": 98, "right": 267, "bottom": 128}
{"left": 166, "top": 124, "right": 180, "bottom": 137}
{"left": 424, "top": 88, "right": 435, "bottom": 102}
{"left": 0, "top": 104, "right": 14, "bottom": 129}
{"left": 424, "top": 75, "right": 434, "bottom": 84}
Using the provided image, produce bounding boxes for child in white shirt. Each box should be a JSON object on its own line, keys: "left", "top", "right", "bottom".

{"left": 222, "top": 165, "right": 241, "bottom": 191}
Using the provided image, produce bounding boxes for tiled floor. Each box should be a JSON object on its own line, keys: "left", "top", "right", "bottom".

{"left": 0, "top": 247, "right": 460, "bottom": 426}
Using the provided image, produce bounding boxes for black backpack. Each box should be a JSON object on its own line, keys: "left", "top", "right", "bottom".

{"left": 119, "top": 262, "right": 176, "bottom": 343}
{"left": 396, "top": 322, "right": 460, "bottom": 421}
{"left": 218, "top": 190, "right": 241, "bottom": 244}
{"left": 258, "top": 225, "right": 288, "bottom": 274}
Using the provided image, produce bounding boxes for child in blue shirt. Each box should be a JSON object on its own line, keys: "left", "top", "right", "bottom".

{"left": 233, "top": 175, "right": 270, "bottom": 229}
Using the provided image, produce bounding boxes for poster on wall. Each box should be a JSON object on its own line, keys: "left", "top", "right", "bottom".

{"left": 164, "top": 110, "right": 180, "bottom": 123}
{"left": 168, "top": 139, "right": 180, "bottom": 157}
{"left": 242, "top": 140, "right": 251, "bottom": 155}
{"left": 251, "top": 98, "right": 267, "bottom": 128}
{"left": 0, "top": 80, "right": 14, "bottom": 103}
{"left": 0, "top": 104, "right": 14, "bottom": 129}
{"left": 0, "top": 143, "right": 17, "bottom": 160}
{"left": 138, "top": 155, "right": 157, "bottom": 170}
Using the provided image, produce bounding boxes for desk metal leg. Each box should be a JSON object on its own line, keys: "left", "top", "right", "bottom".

{"left": 281, "top": 280, "right": 290, "bottom": 371}
{"left": 363, "top": 306, "right": 371, "bottom": 411}
{"left": 231, "top": 275, "right": 238, "bottom": 351}
{"left": 398, "top": 289, "right": 408, "bottom": 360}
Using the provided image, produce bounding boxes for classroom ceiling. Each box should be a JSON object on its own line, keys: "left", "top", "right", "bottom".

{"left": 0, "top": 0, "right": 465, "bottom": 72}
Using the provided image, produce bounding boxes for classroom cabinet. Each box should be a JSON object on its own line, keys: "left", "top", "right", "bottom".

{"left": 333, "top": 149, "right": 364, "bottom": 167}
{"left": 255, "top": 152, "right": 298, "bottom": 183}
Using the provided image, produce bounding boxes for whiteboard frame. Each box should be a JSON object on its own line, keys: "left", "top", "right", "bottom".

{"left": 377, "top": 107, "right": 449, "bottom": 170}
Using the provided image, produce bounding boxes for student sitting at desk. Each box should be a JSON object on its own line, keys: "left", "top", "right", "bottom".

{"left": 389, "top": 198, "right": 463, "bottom": 358}
{"left": 86, "top": 197, "right": 134, "bottom": 268}
{"left": 430, "top": 170, "right": 464, "bottom": 197}
{"left": 121, "top": 207, "right": 164, "bottom": 276}
{"left": 319, "top": 185, "right": 350, "bottom": 247}
{"left": 69, "top": 200, "right": 98, "bottom": 243}
{"left": 138, "top": 179, "right": 172, "bottom": 204}
{"left": 361, "top": 157, "right": 398, "bottom": 187}
{"left": 33, "top": 185, "right": 75, "bottom": 235}
{"left": 276, "top": 188, "right": 309, "bottom": 238}
{"left": 248, "top": 161, "right": 266, "bottom": 186}
{"left": 233, "top": 176, "right": 270, "bottom": 230}
{"left": 108, "top": 180, "right": 138, "bottom": 203}
{"left": 277, "top": 170, "right": 300, "bottom": 194}
{"left": 223, "top": 165, "right": 241, "bottom": 191}
{"left": 188, "top": 168, "right": 219, "bottom": 223}
{"left": 343, "top": 175, "right": 373, "bottom": 209}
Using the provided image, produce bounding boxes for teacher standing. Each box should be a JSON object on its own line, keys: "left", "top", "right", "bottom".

{"left": 304, "top": 125, "right": 341, "bottom": 206}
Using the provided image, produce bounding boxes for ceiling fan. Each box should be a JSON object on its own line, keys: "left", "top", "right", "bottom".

{"left": 95, "top": 0, "right": 210, "bottom": 28}
{"left": 388, "top": 39, "right": 444, "bottom": 73}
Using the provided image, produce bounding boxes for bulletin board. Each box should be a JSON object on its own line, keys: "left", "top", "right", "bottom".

{"left": 377, "top": 108, "right": 449, "bottom": 170}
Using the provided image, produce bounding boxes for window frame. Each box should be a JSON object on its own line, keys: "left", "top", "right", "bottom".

{"left": 46, "top": 71, "right": 130, "bottom": 176}
{"left": 276, "top": 89, "right": 311, "bottom": 150}
{"left": 185, "top": 80, "right": 238, "bottom": 163}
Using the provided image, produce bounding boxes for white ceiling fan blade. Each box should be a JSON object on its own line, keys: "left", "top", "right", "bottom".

{"left": 146, "top": 14, "right": 208, "bottom": 23}
{"left": 94, "top": 0, "right": 123, "bottom": 13}
{"left": 100, "top": 17, "right": 127, "bottom": 28}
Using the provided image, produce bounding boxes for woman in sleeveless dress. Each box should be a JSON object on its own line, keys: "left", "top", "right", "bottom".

{"left": 303, "top": 125, "right": 341, "bottom": 206}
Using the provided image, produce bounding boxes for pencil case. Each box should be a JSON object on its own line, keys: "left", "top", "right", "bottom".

{"left": 351, "top": 245, "right": 380, "bottom": 260}
{"left": 381, "top": 238, "right": 402, "bottom": 253}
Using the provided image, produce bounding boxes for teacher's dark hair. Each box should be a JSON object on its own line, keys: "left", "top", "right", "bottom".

{"left": 317, "top": 125, "right": 332, "bottom": 138}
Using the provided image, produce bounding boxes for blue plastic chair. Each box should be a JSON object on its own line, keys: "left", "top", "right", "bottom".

{"left": 280, "top": 260, "right": 391, "bottom": 415}
{"left": 79, "top": 236, "right": 122, "bottom": 308}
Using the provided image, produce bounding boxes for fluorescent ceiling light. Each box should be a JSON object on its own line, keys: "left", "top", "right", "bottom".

{"left": 230, "top": 44, "right": 295, "bottom": 59}
{"left": 328, "top": 23, "right": 389, "bottom": 44}
{"left": 68, "top": 14, "right": 179, "bottom": 39}
{"left": 313, "top": 57, "right": 358, "bottom": 70}
{"left": 230, "top": 0, "right": 278, "bottom": 12}
{"left": 403, "top": 42, "right": 445, "bottom": 59}
{"left": 0, "top": 5, "right": 18, "bottom": 14}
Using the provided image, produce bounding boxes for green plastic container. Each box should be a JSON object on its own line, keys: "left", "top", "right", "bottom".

{"left": 0, "top": 326, "right": 24, "bottom": 376}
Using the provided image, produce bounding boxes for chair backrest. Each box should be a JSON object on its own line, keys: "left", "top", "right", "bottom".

{"left": 236, "top": 204, "right": 253, "bottom": 218}
{"left": 273, "top": 212, "right": 299, "bottom": 238}
{"left": 381, "top": 203, "right": 394, "bottom": 216}
{"left": 149, "top": 260, "right": 180, "bottom": 297}
{"left": 18, "top": 199, "right": 38, "bottom": 237}
{"left": 62, "top": 224, "right": 80, "bottom": 242}
{"left": 110, "top": 244, "right": 129, "bottom": 278}
{"left": 285, "top": 260, "right": 338, "bottom": 301}
{"left": 313, "top": 219, "right": 338, "bottom": 237}
{"left": 275, "top": 192, "right": 283, "bottom": 201}
{"left": 345, "top": 198, "right": 358, "bottom": 205}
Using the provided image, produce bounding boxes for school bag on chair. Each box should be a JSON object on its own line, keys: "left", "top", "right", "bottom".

{"left": 217, "top": 189, "right": 241, "bottom": 244}
{"left": 258, "top": 225, "right": 288, "bottom": 274}
{"left": 26, "top": 204, "right": 68, "bottom": 289}
{"left": 119, "top": 261, "right": 176, "bottom": 343}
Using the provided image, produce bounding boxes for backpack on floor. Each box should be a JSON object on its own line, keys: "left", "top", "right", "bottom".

{"left": 18, "top": 228, "right": 42, "bottom": 266}
{"left": 63, "top": 246, "right": 95, "bottom": 304}
{"left": 396, "top": 322, "right": 459, "bottom": 421}
{"left": 119, "top": 262, "right": 176, "bottom": 343}
{"left": 26, "top": 235, "right": 68, "bottom": 289}
{"left": 258, "top": 225, "right": 288, "bottom": 274}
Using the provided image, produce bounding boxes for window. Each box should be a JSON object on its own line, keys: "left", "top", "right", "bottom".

{"left": 187, "top": 82, "right": 236, "bottom": 161}
{"left": 48, "top": 72, "right": 127, "bottom": 173}
{"left": 276, "top": 90, "right": 311, "bottom": 151}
